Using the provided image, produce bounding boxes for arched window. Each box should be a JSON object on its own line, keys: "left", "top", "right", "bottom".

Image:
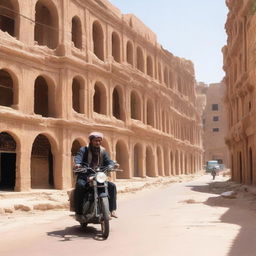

{"left": 180, "top": 151, "right": 184, "bottom": 174}
{"left": 34, "top": 76, "right": 55, "bottom": 117}
{"left": 147, "top": 99, "right": 154, "bottom": 127}
{"left": 175, "top": 150, "right": 179, "bottom": 174}
{"left": 34, "top": 0, "right": 59, "bottom": 49}
{"left": 166, "top": 111, "right": 170, "bottom": 134}
{"left": 93, "top": 21, "right": 104, "bottom": 61}
{"left": 249, "top": 148, "right": 253, "bottom": 184}
{"left": 170, "top": 151, "right": 174, "bottom": 175}
{"left": 71, "top": 16, "right": 82, "bottom": 49}
{"left": 157, "top": 147, "right": 163, "bottom": 176}
{"left": 130, "top": 91, "right": 141, "bottom": 121}
{"left": 239, "top": 151, "right": 243, "bottom": 183}
{"left": 34, "top": 77, "right": 48, "bottom": 116}
{"left": 72, "top": 77, "right": 84, "bottom": 113}
{"left": 112, "top": 32, "right": 120, "bottom": 63}
{"left": 133, "top": 143, "right": 143, "bottom": 177}
{"left": 146, "top": 146, "right": 155, "bottom": 177}
{"left": 71, "top": 140, "right": 81, "bottom": 158}
{"left": 116, "top": 140, "right": 129, "bottom": 179}
{"left": 0, "top": 0, "right": 19, "bottom": 38}
{"left": 158, "top": 63, "right": 162, "bottom": 83}
{"left": 0, "top": 69, "right": 14, "bottom": 107}
{"left": 164, "top": 67, "right": 168, "bottom": 86}
{"left": 190, "top": 154, "right": 194, "bottom": 174}
{"left": 184, "top": 154, "right": 188, "bottom": 174}
{"left": 126, "top": 41, "right": 133, "bottom": 65}
{"left": 136, "top": 47, "right": 144, "bottom": 72}
{"left": 162, "top": 110, "right": 166, "bottom": 132}
{"left": 93, "top": 82, "right": 107, "bottom": 115}
{"left": 71, "top": 139, "right": 82, "bottom": 187}
{"left": 146, "top": 56, "right": 153, "bottom": 77}
{"left": 101, "top": 139, "right": 110, "bottom": 154}
{"left": 31, "top": 134, "right": 54, "bottom": 188}
{"left": 112, "top": 86, "right": 125, "bottom": 121}
{"left": 164, "top": 149, "right": 169, "bottom": 176}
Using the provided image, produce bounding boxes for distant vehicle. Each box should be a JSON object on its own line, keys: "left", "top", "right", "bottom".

{"left": 206, "top": 160, "right": 220, "bottom": 172}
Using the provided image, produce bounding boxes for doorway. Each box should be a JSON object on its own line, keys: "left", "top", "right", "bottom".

{"left": 0, "top": 153, "right": 16, "bottom": 190}
{"left": 31, "top": 134, "right": 54, "bottom": 189}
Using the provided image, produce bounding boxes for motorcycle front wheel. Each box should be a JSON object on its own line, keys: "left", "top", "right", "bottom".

{"left": 100, "top": 197, "right": 110, "bottom": 239}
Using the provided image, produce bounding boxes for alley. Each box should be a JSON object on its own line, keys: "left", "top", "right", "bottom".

{"left": 1, "top": 175, "right": 256, "bottom": 256}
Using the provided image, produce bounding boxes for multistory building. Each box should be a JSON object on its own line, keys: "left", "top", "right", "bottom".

{"left": 223, "top": 0, "right": 255, "bottom": 183}
{"left": 200, "top": 82, "right": 230, "bottom": 168}
{"left": 0, "top": 0, "right": 203, "bottom": 191}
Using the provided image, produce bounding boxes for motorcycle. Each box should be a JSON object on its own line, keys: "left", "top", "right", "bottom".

{"left": 72, "top": 164, "right": 118, "bottom": 239}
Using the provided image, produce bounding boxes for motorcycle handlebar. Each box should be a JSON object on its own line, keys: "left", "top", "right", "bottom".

{"left": 73, "top": 167, "right": 89, "bottom": 173}
{"left": 73, "top": 166, "right": 121, "bottom": 173}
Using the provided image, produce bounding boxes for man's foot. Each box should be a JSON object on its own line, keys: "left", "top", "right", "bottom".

{"left": 110, "top": 211, "right": 118, "bottom": 218}
{"left": 75, "top": 214, "right": 84, "bottom": 222}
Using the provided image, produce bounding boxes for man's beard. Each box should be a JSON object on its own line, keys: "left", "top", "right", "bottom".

{"left": 89, "top": 143, "right": 100, "bottom": 153}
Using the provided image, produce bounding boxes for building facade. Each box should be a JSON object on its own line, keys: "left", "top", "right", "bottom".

{"left": 0, "top": 0, "right": 203, "bottom": 191}
{"left": 198, "top": 82, "right": 230, "bottom": 168}
{"left": 223, "top": 0, "right": 255, "bottom": 183}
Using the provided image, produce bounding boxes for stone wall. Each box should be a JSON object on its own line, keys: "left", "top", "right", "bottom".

{"left": 223, "top": 0, "right": 256, "bottom": 184}
{"left": 0, "top": 0, "right": 203, "bottom": 191}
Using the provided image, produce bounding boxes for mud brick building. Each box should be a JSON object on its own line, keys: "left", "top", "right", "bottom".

{"left": 224, "top": 0, "right": 256, "bottom": 184}
{"left": 0, "top": 0, "right": 203, "bottom": 191}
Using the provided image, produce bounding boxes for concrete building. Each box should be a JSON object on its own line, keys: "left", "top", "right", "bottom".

{"left": 198, "top": 82, "right": 230, "bottom": 168}
{"left": 0, "top": 0, "right": 203, "bottom": 191}
{"left": 223, "top": 0, "right": 255, "bottom": 184}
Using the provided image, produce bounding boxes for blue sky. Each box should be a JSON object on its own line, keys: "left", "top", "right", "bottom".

{"left": 108, "top": 0, "right": 228, "bottom": 84}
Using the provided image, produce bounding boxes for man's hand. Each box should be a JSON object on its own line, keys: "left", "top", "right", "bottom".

{"left": 107, "top": 164, "right": 115, "bottom": 170}
{"left": 74, "top": 164, "right": 81, "bottom": 170}
{"left": 87, "top": 176, "right": 94, "bottom": 182}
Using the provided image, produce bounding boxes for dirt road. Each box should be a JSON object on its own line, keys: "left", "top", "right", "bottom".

{"left": 1, "top": 175, "right": 256, "bottom": 256}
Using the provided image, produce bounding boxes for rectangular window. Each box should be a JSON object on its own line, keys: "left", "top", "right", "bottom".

{"left": 213, "top": 116, "right": 219, "bottom": 121}
{"left": 212, "top": 104, "right": 219, "bottom": 111}
{"left": 212, "top": 128, "right": 219, "bottom": 132}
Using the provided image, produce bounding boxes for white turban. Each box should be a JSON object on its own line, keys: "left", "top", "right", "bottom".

{"left": 88, "top": 132, "right": 103, "bottom": 140}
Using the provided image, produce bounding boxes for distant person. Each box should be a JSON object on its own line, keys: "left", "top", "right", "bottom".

{"left": 211, "top": 167, "right": 217, "bottom": 180}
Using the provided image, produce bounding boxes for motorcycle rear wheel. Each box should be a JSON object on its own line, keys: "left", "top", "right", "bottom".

{"left": 100, "top": 197, "right": 110, "bottom": 239}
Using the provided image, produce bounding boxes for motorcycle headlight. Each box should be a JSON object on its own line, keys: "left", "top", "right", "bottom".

{"left": 96, "top": 172, "right": 107, "bottom": 183}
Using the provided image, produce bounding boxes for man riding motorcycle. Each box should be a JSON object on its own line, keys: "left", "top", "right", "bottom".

{"left": 74, "top": 132, "right": 118, "bottom": 221}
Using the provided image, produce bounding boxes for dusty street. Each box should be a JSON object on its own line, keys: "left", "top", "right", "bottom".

{"left": 1, "top": 174, "right": 256, "bottom": 256}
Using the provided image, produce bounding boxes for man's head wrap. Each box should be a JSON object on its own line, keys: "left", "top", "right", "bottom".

{"left": 88, "top": 132, "right": 103, "bottom": 141}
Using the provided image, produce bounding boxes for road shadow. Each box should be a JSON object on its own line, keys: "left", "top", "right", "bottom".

{"left": 187, "top": 177, "right": 256, "bottom": 256}
{"left": 186, "top": 177, "right": 237, "bottom": 194}
{"left": 47, "top": 224, "right": 106, "bottom": 241}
